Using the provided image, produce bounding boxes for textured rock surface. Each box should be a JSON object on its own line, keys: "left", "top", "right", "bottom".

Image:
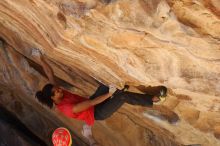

{"left": 0, "top": 0, "right": 220, "bottom": 146}
{"left": 0, "top": 105, "right": 46, "bottom": 146}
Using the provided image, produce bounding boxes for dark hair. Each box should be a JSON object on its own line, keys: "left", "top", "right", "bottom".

{"left": 35, "top": 83, "right": 54, "bottom": 108}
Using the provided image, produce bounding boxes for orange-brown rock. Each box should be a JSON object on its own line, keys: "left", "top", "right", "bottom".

{"left": 0, "top": 0, "right": 220, "bottom": 146}
{"left": 214, "top": 126, "right": 220, "bottom": 140}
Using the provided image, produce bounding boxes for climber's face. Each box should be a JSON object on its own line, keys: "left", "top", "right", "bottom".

{"left": 51, "top": 86, "right": 63, "bottom": 101}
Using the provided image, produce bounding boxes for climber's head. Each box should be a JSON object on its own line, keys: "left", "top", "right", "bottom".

{"left": 35, "top": 83, "right": 63, "bottom": 108}
{"left": 51, "top": 86, "right": 64, "bottom": 102}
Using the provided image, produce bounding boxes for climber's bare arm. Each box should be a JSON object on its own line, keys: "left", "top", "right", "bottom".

{"left": 72, "top": 92, "right": 113, "bottom": 113}
{"left": 39, "top": 54, "right": 56, "bottom": 85}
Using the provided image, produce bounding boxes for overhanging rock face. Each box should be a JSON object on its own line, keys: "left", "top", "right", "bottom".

{"left": 0, "top": 0, "right": 220, "bottom": 146}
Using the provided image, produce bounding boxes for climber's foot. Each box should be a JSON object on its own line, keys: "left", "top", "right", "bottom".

{"left": 153, "top": 86, "right": 167, "bottom": 105}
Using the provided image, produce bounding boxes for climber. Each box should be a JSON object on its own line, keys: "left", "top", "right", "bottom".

{"left": 33, "top": 48, "right": 167, "bottom": 126}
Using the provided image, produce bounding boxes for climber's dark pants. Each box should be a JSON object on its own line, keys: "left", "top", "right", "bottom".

{"left": 90, "top": 84, "right": 153, "bottom": 120}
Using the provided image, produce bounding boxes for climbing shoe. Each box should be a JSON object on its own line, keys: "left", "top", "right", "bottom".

{"left": 153, "top": 86, "right": 167, "bottom": 105}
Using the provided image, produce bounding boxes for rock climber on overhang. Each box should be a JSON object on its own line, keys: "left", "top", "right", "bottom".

{"left": 32, "top": 48, "right": 167, "bottom": 143}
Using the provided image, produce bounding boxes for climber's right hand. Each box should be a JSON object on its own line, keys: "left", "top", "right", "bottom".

{"left": 109, "top": 85, "right": 117, "bottom": 94}
{"left": 31, "top": 48, "right": 45, "bottom": 58}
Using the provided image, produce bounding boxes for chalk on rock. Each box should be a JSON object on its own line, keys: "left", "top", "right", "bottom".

{"left": 31, "top": 48, "right": 44, "bottom": 56}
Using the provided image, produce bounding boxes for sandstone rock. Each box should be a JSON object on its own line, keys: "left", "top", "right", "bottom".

{"left": 214, "top": 126, "right": 220, "bottom": 140}
{"left": 0, "top": 106, "right": 46, "bottom": 146}
{"left": 0, "top": 0, "right": 220, "bottom": 146}
{"left": 176, "top": 104, "right": 200, "bottom": 125}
